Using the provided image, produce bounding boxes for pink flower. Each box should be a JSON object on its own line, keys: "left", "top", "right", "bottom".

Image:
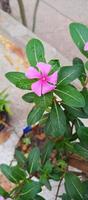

{"left": 26, "top": 62, "right": 58, "bottom": 96}
{"left": 84, "top": 42, "right": 88, "bottom": 51}
{"left": 0, "top": 196, "right": 5, "bottom": 200}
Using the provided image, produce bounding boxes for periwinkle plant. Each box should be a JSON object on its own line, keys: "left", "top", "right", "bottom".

{"left": 0, "top": 22, "right": 88, "bottom": 200}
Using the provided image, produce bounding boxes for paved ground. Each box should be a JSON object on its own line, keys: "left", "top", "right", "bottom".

{"left": 10, "top": 0, "right": 88, "bottom": 62}
{"left": 0, "top": 1, "right": 88, "bottom": 198}
{"left": 0, "top": 9, "right": 67, "bottom": 199}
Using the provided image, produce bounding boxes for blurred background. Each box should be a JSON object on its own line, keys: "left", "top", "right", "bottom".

{"left": 0, "top": 0, "right": 88, "bottom": 61}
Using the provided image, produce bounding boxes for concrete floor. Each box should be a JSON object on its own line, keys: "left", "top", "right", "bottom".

{"left": 10, "top": 0, "right": 88, "bottom": 62}
{"left": 0, "top": 9, "right": 67, "bottom": 199}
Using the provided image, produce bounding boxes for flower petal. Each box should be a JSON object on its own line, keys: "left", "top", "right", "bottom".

{"left": 25, "top": 67, "right": 41, "bottom": 79}
{"left": 0, "top": 196, "right": 5, "bottom": 200}
{"left": 37, "top": 62, "right": 51, "bottom": 75}
{"left": 48, "top": 71, "right": 58, "bottom": 85}
{"left": 42, "top": 82, "right": 55, "bottom": 95}
{"left": 31, "top": 80, "right": 42, "bottom": 96}
{"left": 84, "top": 42, "right": 88, "bottom": 51}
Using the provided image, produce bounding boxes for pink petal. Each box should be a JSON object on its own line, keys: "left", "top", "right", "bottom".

{"left": 84, "top": 42, "right": 88, "bottom": 51}
{"left": 48, "top": 71, "right": 58, "bottom": 85}
{"left": 31, "top": 80, "right": 42, "bottom": 96}
{"left": 0, "top": 197, "right": 5, "bottom": 200}
{"left": 42, "top": 82, "right": 55, "bottom": 95}
{"left": 37, "top": 62, "right": 51, "bottom": 75}
{"left": 25, "top": 67, "right": 41, "bottom": 79}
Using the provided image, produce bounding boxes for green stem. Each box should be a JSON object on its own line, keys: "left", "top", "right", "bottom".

{"left": 17, "top": 0, "right": 27, "bottom": 27}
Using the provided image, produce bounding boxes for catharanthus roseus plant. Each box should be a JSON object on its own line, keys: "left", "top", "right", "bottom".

{"left": 1, "top": 22, "right": 88, "bottom": 200}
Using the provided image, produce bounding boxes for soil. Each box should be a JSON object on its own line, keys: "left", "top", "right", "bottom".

{"left": 16, "top": 125, "right": 46, "bottom": 154}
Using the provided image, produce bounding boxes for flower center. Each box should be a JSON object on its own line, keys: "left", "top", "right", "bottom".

{"left": 41, "top": 75, "right": 47, "bottom": 82}
{"left": 42, "top": 77, "right": 46, "bottom": 81}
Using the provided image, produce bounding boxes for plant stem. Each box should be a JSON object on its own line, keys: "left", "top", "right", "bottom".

{"left": 17, "top": 0, "right": 27, "bottom": 27}
{"left": 32, "top": 0, "right": 40, "bottom": 32}
{"left": 55, "top": 177, "right": 63, "bottom": 200}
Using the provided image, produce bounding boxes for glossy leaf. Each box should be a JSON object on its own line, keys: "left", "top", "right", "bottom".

{"left": 77, "top": 126, "right": 88, "bottom": 147}
{"left": 27, "top": 106, "right": 44, "bottom": 125}
{"left": 61, "top": 193, "right": 71, "bottom": 200}
{"left": 6, "top": 72, "right": 32, "bottom": 90}
{"left": 19, "top": 180, "right": 41, "bottom": 200}
{"left": 42, "top": 141, "right": 54, "bottom": 163}
{"left": 65, "top": 172, "right": 84, "bottom": 200}
{"left": 22, "top": 92, "right": 35, "bottom": 103}
{"left": 27, "top": 147, "right": 41, "bottom": 174}
{"left": 34, "top": 195, "right": 45, "bottom": 200}
{"left": 45, "top": 102, "right": 66, "bottom": 137}
{"left": 49, "top": 59, "right": 60, "bottom": 74}
{"left": 70, "top": 22, "right": 88, "bottom": 58}
{"left": 15, "top": 150, "right": 26, "bottom": 167}
{"left": 64, "top": 105, "right": 88, "bottom": 118}
{"left": 73, "top": 143, "right": 88, "bottom": 160}
{"left": 26, "top": 38, "right": 45, "bottom": 66}
{"left": 11, "top": 165, "right": 26, "bottom": 182}
{"left": 0, "top": 164, "right": 17, "bottom": 183}
{"left": 73, "top": 57, "right": 86, "bottom": 85}
{"left": 55, "top": 85, "right": 85, "bottom": 108}
{"left": 23, "top": 92, "right": 53, "bottom": 109}
{"left": 81, "top": 88, "right": 88, "bottom": 115}
{"left": 58, "top": 65, "right": 82, "bottom": 86}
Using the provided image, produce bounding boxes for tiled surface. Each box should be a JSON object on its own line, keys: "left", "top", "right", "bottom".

{"left": 0, "top": 9, "right": 68, "bottom": 199}
{"left": 10, "top": 0, "right": 87, "bottom": 61}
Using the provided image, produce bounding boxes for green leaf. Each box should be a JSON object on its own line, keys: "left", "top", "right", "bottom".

{"left": 27, "top": 147, "right": 41, "bottom": 174}
{"left": 85, "top": 60, "right": 88, "bottom": 71}
{"left": 26, "top": 38, "right": 45, "bottom": 66}
{"left": 34, "top": 195, "right": 45, "bottom": 200}
{"left": 5, "top": 72, "right": 32, "bottom": 90}
{"left": 27, "top": 106, "right": 44, "bottom": 125}
{"left": 65, "top": 172, "right": 84, "bottom": 200}
{"left": 81, "top": 88, "right": 88, "bottom": 115}
{"left": 64, "top": 121, "right": 72, "bottom": 138}
{"left": 74, "top": 119, "right": 84, "bottom": 132}
{"left": 19, "top": 180, "right": 41, "bottom": 200}
{"left": 58, "top": 65, "right": 82, "bottom": 86}
{"left": 15, "top": 150, "right": 26, "bottom": 167}
{"left": 45, "top": 102, "right": 66, "bottom": 137}
{"left": 23, "top": 92, "right": 53, "bottom": 109}
{"left": 61, "top": 193, "right": 71, "bottom": 200}
{"left": 42, "top": 141, "right": 54, "bottom": 163}
{"left": 0, "top": 164, "right": 26, "bottom": 184}
{"left": 40, "top": 175, "right": 51, "bottom": 190}
{"left": 55, "top": 85, "right": 85, "bottom": 108}
{"left": 49, "top": 59, "right": 60, "bottom": 73}
{"left": 77, "top": 126, "right": 88, "bottom": 147}
{"left": 43, "top": 160, "right": 53, "bottom": 175}
{"left": 82, "top": 181, "right": 88, "bottom": 199}
{"left": 64, "top": 105, "right": 88, "bottom": 118}
{"left": 34, "top": 93, "right": 53, "bottom": 109}
{"left": 73, "top": 57, "right": 86, "bottom": 85}
{"left": 65, "top": 140, "right": 88, "bottom": 160}
{"left": 39, "top": 113, "right": 49, "bottom": 126}
{"left": 22, "top": 92, "right": 35, "bottom": 103}
{"left": 11, "top": 165, "right": 26, "bottom": 182}
{"left": 73, "top": 143, "right": 88, "bottom": 160}
{"left": 0, "top": 186, "right": 9, "bottom": 198}
{"left": 69, "top": 22, "right": 88, "bottom": 58}
{"left": 50, "top": 171, "right": 62, "bottom": 181}
{"left": 0, "top": 164, "right": 17, "bottom": 183}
